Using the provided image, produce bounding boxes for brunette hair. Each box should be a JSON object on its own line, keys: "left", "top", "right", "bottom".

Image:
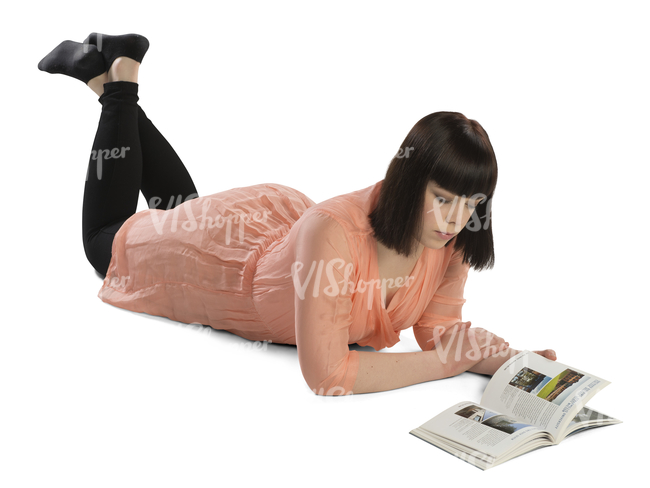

{"left": 368, "top": 111, "right": 497, "bottom": 271}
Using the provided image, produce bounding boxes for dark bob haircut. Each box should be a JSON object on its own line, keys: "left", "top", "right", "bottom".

{"left": 368, "top": 111, "right": 497, "bottom": 271}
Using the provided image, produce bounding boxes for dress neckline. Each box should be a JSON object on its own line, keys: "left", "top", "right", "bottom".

{"left": 371, "top": 238, "right": 427, "bottom": 312}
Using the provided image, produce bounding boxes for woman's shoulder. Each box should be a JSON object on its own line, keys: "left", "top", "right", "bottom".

{"left": 297, "top": 180, "right": 383, "bottom": 235}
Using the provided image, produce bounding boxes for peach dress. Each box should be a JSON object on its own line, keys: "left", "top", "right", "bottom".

{"left": 98, "top": 180, "right": 470, "bottom": 395}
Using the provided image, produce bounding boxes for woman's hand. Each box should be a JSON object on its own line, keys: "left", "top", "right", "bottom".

{"left": 428, "top": 321, "right": 509, "bottom": 378}
{"left": 468, "top": 347, "right": 558, "bottom": 376}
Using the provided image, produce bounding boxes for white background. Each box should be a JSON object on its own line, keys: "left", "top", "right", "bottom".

{"left": 2, "top": 1, "right": 648, "bottom": 486}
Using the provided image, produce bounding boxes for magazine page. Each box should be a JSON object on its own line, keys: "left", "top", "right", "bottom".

{"left": 480, "top": 350, "right": 610, "bottom": 440}
{"left": 563, "top": 406, "right": 621, "bottom": 440}
{"left": 409, "top": 400, "right": 549, "bottom": 465}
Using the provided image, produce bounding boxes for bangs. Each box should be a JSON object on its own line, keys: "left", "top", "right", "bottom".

{"left": 428, "top": 133, "right": 498, "bottom": 200}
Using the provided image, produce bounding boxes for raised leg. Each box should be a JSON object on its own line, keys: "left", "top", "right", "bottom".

{"left": 82, "top": 80, "right": 142, "bottom": 277}
{"left": 137, "top": 105, "right": 199, "bottom": 210}
{"left": 82, "top": 58, "right": 198, "bottom": 277}
{"left": 39, "top": 34, "right": 201, "bottom": 277}
{"left": 86, "top": 64, "right": 199, "bottom": 212}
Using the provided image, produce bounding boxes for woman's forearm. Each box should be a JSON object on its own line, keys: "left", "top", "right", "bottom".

{"left": 467, "top": 348, "right": 557, "bottom": 376}
{"left": 467, "top": 347, "right": 519, "bottom": 375}
{"left": 351, "top": 350, "right": 451, "bottom": 394}
{"left": 348, "top": 327, "right": 513, "bottom": 394}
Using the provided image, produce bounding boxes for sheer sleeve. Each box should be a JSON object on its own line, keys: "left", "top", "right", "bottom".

{"left": 413, "top": 246, "right": 470, "bottom": 352}
{"left": 292, "top": 211, "right": 360, "bottom": 396}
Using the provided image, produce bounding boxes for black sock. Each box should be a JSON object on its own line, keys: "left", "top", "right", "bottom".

{"left": 84, "top": 33, "right": 149, "bottom": 71}
{"left": 37, "top": 40, "right": 106, "bottom": 84}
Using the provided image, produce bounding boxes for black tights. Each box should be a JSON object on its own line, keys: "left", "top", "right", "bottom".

{"left": 82, "top": 81, "right": 198, "bottom": 278}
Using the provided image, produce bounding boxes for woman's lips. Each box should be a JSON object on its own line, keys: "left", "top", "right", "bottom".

{"left": 434, "top": 230, "right": 455, "bottom": 240}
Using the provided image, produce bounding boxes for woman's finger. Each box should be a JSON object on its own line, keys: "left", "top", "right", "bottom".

{"left": 483, "top": 331, "right": 501, "bottom": 346}
{"left": 482, "top": 343, "right": 498, "bottom": 358}
{"left": 481, "top": 336, "right": 507, "bottom": 357}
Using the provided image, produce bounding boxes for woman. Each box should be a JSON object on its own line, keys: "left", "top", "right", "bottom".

{"left": 38, "top": 33, "right": 556, "bottom": 396}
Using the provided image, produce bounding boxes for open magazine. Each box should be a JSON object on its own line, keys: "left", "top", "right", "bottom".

{"left": 409, "top": 350, "right": 621, "bottom": 470}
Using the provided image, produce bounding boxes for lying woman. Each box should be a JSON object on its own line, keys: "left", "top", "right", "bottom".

{"left": 38, "top": 32, "right": 556, "bottom": 396}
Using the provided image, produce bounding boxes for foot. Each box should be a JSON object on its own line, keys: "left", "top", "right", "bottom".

{"left": 87, "top": 72, "right": 108, "bottom": 96}
{"left": 84, "top": 33, "right": 149, "bottom": 72}
{"left": 37, "top": 40, "right": 106, "bottom": 84}
{"left": 107, "top": 57, "right": 140, "bottom": 84}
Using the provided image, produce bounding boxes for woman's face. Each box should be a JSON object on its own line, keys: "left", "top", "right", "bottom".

{"left": 418, "top": 180, "right": 484, "bottom": 249}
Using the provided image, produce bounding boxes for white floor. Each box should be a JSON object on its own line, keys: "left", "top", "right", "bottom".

{"left": 4, "top": 1, "right": 645, "bottom": 486}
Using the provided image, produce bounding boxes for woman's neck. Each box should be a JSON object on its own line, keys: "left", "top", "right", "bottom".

{"left": 376, "top": 239, "right": 424, "bottom": 269}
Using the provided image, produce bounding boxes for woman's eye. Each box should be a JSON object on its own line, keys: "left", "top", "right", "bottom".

{"left": 435, "top": 195, "right": 478, "bottom": 209}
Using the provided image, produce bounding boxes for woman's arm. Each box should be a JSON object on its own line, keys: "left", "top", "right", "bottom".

{"left": 467, "top": 347, "right": 558, "bottom": 376}
{"left": 352, "top": 350, "right": 447, "bottom": 394}
{"left": 292, "top": 212, "right": 509, "bottom": 395}
{"left": 293, "top": 212, "right": 364, "bottom": 395}
{"left": 352, "top": 324, "right": 508, "bottom": 394}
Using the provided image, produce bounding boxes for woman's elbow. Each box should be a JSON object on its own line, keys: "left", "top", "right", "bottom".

{"left": 303, "top": 375, "right": 352, "bottom": 396}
